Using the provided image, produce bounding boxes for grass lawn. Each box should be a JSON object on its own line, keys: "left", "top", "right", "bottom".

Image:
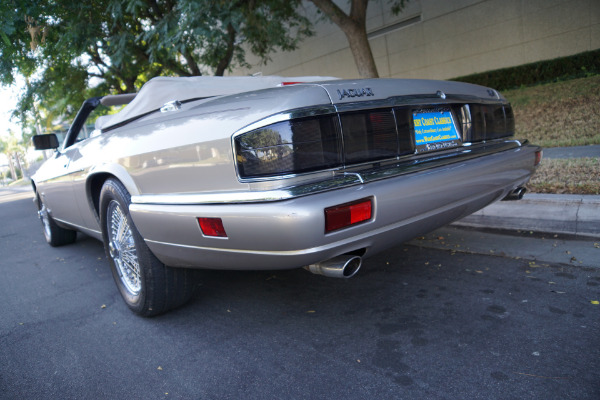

{"left": 503, "top": 75, "right": 600, "bottom": 148}
{"left": 527, "top": 157, "right": 600, "bottom": 195}
{"left": 7, "top": 178, "right": 30, "bottom": 187}
{"left": 502, "top": 75, "right": 600, "bottom": 195}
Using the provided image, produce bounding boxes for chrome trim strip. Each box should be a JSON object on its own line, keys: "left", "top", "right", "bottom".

{"left": 231, "top": 105, "right": 339, "bottom": 182}
{"left": 133, "top": 190, "right": 298, "bottom": 205}
{"left": 132, "top": 140, "right": 529, "bottom": 206}
{"left": 335, "top": 94, "right": 508, "bottom": 112}
{"left": 53, "top": 217, "right": 102, "bottom": 236}
{"left": 131, "top": 173, "right": 360, "bottom": 205}
{"left": 233, "top": 105, "right": 337, "bottom": 137}
{"left": 229, "top": 167, "right": 344, "bottom": 184}
{"left": 342, "top": 171, "right": 364, "bottom": 184}
{"left": 144, "top": 238, "right": 314, "bottom": 256}
{"left": 460, "top": 104, "right": 472, "bottom": 142}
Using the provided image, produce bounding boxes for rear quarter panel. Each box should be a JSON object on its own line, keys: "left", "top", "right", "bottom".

{"left": 81, "top": 85, "right": 334, "bottom": 196}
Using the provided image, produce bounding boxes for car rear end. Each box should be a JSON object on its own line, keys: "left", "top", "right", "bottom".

{"left": 128, "top": 79, "right": 541, "bottom": 274}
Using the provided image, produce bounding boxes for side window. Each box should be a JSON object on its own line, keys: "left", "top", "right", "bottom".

{"left": 70, "top": 104, "right": 109, "bottom": 146}
{"left": 74, "top": 123, "right": 97, "bottom": 143}
{"left": 64, "top": 95, "right": 132, "bottom": 149}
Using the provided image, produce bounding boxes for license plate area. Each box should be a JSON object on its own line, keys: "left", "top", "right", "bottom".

{"left": 412, "top": 108, "right": 462, "bottom": 153}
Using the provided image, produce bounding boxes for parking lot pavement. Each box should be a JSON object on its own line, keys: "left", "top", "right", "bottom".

{"left": 1, "top": 194, "right": 599, "bottom": 399}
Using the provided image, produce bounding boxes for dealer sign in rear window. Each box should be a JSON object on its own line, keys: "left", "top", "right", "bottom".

{"left": 413, "top": 108, "right": 461, "bottom": 153}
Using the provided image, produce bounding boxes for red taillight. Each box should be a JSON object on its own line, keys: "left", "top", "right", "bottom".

{"left": 325, "top": 198, "right": 372, "bottom": 233}
{"left": 534, "top": 150, "right": 543, "bottom": 166}
{"left": 198, "top": 217, "right": 227, "bottom": 237}
{"left": 281, "top": 81, "right": 303, "bottom": 85}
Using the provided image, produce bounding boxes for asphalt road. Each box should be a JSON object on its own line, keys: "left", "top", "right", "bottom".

{"left": 1, "top": 189, "right": 599, "bottom": 399}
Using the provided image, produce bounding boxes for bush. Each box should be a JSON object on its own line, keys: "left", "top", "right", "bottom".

{"left": 452, "top": 49, "right": 600, "bottom": 90}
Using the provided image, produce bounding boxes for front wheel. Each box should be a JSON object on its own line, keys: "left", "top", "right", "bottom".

{"left": 99, "top": 179, "right": 197, "bottom": 316}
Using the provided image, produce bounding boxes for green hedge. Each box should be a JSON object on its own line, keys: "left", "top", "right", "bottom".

{"left": 452, "top": 49, "right": 600, "bottom": 90}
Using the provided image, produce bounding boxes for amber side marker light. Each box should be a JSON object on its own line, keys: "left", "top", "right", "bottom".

{"left": 198, "top": 217, "right": 227, "bottom": 237}
{"left": 325, "top": 198, "right": 373, "bottom": 233}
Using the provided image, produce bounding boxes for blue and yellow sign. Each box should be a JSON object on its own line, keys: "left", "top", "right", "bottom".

{"left": 413, "top": 109, "right": 461, "bottom": 153}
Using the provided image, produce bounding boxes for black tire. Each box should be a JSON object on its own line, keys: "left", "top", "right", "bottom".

{"left": 99, "top": 178, "right": 197, "bottom": 316}
{"left": 36, "top": 193, "right": 77, "bottom": 247}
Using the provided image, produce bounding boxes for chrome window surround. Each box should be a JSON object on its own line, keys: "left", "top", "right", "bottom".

{"left": 231, "top": 94, "right": 512, "bottom": 183}
{"left": 460, "top": 104, "right": 472, "bottom": 143}
{"left": 132, "top": 140, "right": 526, "bottom": 206}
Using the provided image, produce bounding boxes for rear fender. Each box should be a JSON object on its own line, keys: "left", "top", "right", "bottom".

{"left": 86, "top": 164, "right": 140, "bottom": 220}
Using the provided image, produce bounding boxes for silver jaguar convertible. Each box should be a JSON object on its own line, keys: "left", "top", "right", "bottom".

{"left": 31, "top": 76, "right": 541, "bottom": 316}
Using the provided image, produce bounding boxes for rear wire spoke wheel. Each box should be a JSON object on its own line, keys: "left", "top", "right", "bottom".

{"left": 106, "top": 200, "right": 141, "bottom": 295}
{"left": 35, "top": 193, "right": 77, "bottom": 247}
{"left": 100, "top": 179, "right": 197, "bottom": 316}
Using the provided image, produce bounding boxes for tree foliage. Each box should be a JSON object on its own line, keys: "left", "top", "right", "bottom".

{"left": 0, "top": 0, "right": 312, "bottom": 134}
{"left": 121, "top": 0, "right": 313, "bottom": 77}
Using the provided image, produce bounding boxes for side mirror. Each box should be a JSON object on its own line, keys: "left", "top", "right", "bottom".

{"left": 32, "top": 134, "right": 59, "bottom": 150}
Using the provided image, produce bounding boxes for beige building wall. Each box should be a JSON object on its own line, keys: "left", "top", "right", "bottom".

{"left": 231, "top": 0, "right": 600, "bottom": 79}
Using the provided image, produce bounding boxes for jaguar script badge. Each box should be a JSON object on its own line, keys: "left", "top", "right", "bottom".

{"left": 337, "top": 87, "right": 374, "bottom": 100}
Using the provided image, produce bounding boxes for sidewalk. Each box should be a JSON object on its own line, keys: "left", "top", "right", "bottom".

{"left": 453, "top": 193, "right": 600, "bottom": 239}
{"left": 0, "top": 185, "right": 33, "bottom": 204}
{"left": 542, "top": 144, "right": 600, "bottom": 159}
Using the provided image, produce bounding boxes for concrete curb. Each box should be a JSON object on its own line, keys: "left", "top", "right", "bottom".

{"left": 453, "top": 193, "right": 600, "bottom": 239}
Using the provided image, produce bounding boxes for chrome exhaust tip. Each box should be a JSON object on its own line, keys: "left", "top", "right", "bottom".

{"left": 502, "top": 186, "right": 527, "bottom": 201}
{"left": 305, "top": 255, "right": 362, "bottom": 279}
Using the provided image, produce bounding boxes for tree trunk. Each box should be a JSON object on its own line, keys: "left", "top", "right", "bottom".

{"left": 309, "top": 0, "right": 379, "bottom": 79}
{"left": 19, "top": 153, "right": 29, "bottom": 179}
{"left": 182, "top": 50, "right": 202, "bottom": 76}
{"left": 215, "top": 23, "right": 237, "bottom": 77}
{"left": 8, "top": 156, "right": 17, "bottom": 181}
{"left": 344, "top": 21, "right": 379, "bottom": 78}
{"left": 13, "top": 152, "right": 23, "bottom": 179}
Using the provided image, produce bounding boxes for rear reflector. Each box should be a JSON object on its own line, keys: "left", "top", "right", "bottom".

{"left": 198, "top": 217, "right": 227, "bottom": 237}
{"left": 534, "top": 150, "right": 543, "bottom": 166}
{"left": 325, "top": 198, "right": 372, "bottom": 233}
